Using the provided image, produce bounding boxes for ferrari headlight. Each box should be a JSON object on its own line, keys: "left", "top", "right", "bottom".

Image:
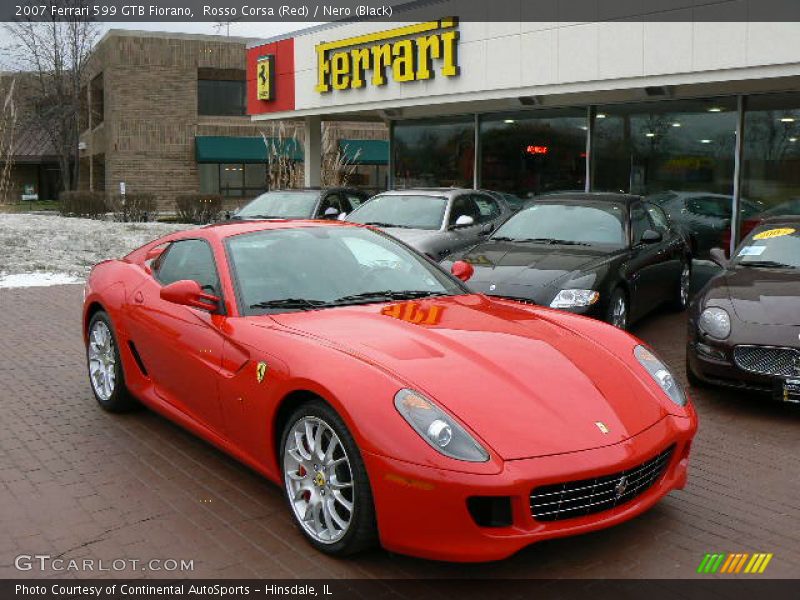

{"left": 550, "top": 289, "right": 600, "bottom": 308}
{"left": 634, "top": 345, "right": 687, "bottom": 407}
{"left": 698, "top": 307, "right": 731, "bottom": 339}
{"left": 394, "top": 389, "right": 489, "bottom": 462}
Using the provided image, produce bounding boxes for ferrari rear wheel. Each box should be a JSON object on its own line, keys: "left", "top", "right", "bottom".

{"left": 86, "top": 312, "right": 137, "bottom": 412}
{"left": 281, "top": 401, "right": 376, "bottom": 556}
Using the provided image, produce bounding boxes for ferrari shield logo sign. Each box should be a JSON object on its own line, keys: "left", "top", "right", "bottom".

{"left": 256, "top": 361, "right": 268, "bottom": 383}
{"left": 256, "top": 55, "right": 274, "bottom": 101}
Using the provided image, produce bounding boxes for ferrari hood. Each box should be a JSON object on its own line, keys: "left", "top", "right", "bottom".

{"left": 725, "top": 268, "right": 800, "bottom": 326}
{"left": 266, "top": 295, "right": 668, "bottom": 460}
{"left": 457, "top": 241, "right": 622, "bottom": 300}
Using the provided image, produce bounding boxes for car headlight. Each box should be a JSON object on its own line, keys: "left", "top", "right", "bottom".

{"left": 550, "top": 289, "right": 600, "bottom": 308}
{"left": 394, "top": 389, "right": 489, "bottom": 462}
{"left": 698, "top": 307, "right": 731, "bottom": 339}
{"left": 634, "top": 345, "right": 687, "bottom": 407}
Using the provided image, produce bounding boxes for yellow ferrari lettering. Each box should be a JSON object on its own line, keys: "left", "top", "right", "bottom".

{"left": 315, "top": 18, "right": 459, "bottom": 93}
{"left": 753, "top": 227, "right": 795, "bottom": 240}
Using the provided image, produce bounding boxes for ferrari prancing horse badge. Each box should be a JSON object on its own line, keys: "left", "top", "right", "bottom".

{"left": 256, "top": 361, "right": 268, "bottom": 383}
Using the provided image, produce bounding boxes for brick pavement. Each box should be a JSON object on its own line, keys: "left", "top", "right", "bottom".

{"left": 0, "top": 284, "right": 798, "bottom": 579}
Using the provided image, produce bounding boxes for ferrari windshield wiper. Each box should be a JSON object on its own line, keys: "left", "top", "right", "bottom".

{"left": 250, "top": 298, "right": 329, "bottom": 310}
{"left": 741, "top": 260, "right": 794, "bottom": 269}
{"left": 332, "top": 290, "right": 441, "bottom": 305}
{"left": 494, "top": 237, "right": 590, "bottom": 246}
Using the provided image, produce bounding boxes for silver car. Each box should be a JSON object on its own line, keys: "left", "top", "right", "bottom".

{"left": 345, "top": 188, "right": 513, "bottom": 260}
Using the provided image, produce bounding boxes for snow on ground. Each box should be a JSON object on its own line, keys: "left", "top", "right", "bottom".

{"left": 0, "top": 213, "right": 193, "bottom": 287}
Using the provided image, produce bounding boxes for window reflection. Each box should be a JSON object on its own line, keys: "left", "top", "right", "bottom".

{"left": 393, "top": 118, "right": 474, "bottom": 188}
{"left": 481, "top": 109, "right": 587, "bottom": 197}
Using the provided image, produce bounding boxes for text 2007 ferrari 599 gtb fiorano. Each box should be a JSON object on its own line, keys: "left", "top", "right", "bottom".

{"left": 82, "top": 220, "right": 697, "bottom": 562}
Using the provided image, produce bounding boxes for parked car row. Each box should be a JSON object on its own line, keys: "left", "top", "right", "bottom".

{"left": 232, "top": 186, "right": 799, "bottom": 399}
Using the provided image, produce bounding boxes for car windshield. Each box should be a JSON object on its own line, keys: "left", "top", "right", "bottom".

{"left": 733, "top": 226, "right": 800, "bottom": 269}
{"left": 347, "top": 194, "right": 447, "bottom": 230}
{"left": 235, "top": 191, "right": 319, "bottom": 219}
{"left": 227, "top": 226, "right": 465, "bottom": 314}
{"left": 492, "top": 202, "right": 626, "bottom": 247}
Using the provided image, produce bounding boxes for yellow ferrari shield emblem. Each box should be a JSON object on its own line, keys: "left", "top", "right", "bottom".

{"left": 256, "top": 361, "right": 268, "bottom": 383}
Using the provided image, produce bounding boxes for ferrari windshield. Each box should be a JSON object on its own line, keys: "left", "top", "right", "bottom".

{"left": 347, "top": 194, "right": 447, "bottom": 230}
{"left": 492, "top": 202, "right": 626, "bottom": 247}
{"left": 234, "top": 191, "right": 319, "bottom": 219}
{"left": 227, "top": 226, "right": 465, "bottom": 314}
{"left": 734, "top": 226, "right": 800, "bottom": 269}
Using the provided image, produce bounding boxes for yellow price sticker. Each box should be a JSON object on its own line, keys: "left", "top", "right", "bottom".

{"left": 753, "top": 228, "right": 796, "bottom": 240}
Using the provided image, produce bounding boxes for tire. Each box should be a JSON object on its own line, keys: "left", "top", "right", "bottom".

{"left": 606, "top": 287, "right": 628, "bottom": 330}
{"left": 280, "top": 400, "right": 377, "bottom": 556}
{"left": 86, "top": 311, "right": 138, "bottom": 412}
{"left": 672, "top": 260, "right": 692, "bottom": 311}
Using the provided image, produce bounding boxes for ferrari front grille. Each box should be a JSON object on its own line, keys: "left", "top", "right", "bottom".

{"left": 529, "top": 445, "right": 674, "bottom": 522}
{"left": 733, "top": 345, "right": 800, "bottom": 378}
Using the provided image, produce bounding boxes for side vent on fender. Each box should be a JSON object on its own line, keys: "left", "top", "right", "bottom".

{"left": 127, "top": 341, "right": 149, "bottom": 376}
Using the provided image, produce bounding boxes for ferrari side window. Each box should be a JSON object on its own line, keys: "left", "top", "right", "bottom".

{"left": 630, "top": 204, "right": 651, "bottom": 245}
{"left": 155, "top": 239, "right": 220, "bottom": 293}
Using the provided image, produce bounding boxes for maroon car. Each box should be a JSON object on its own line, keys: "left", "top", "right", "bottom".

{"left": 687, "top": 217, "right": 800, "bottom": 402}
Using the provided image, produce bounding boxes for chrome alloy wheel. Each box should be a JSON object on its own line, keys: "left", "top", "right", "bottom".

{"left": 611, "top": 295, "right": 627, "bottom": 329}
{"left": 283, "top": 416, "right": 355, "bottom": 544}
{"left": 679, "top": 263, "right": 691, "bottom": 307}
{"left": 88, "top": 320, "right": 116, "bottom": 401}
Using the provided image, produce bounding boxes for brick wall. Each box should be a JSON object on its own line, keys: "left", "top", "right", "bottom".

{"left": 79, "top": 31, "right": 388, "bottom": 211}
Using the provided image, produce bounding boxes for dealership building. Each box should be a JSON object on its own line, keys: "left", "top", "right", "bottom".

{"left": 247, "top": 8, "right": 800, "bottom": 249}
{"left": 71, "top": 30, "right": 388, "bottom": 208}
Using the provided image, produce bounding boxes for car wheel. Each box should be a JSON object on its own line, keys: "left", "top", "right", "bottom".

{"left": 673, "top": 261, "right": 692, "bottom": 311}
{"left": 606, "top": 288, "right": 628, "bottom": 330}
{"left": 86, "top": 311, "right": 137, "bottom": 412}
{"left": 280, "top": 400, "right": 377, "bottom": 556}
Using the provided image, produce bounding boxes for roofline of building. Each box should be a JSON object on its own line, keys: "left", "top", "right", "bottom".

{"left": 99, "top": 28, "right": 259, "bottom": 46}
{"left": 245, "top": 0, "right": 442, "bottom": 48}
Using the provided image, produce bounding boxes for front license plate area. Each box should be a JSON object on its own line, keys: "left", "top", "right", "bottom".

{"left": 779, "top": 378, "right": 800, "bottom": 404}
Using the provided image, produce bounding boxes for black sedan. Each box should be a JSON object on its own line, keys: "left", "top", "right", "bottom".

{"left": 443, "top": 193, "right": 692, "bottom": 329}
{"left": 233, "top": 187, "right": 369, "bottom": 221}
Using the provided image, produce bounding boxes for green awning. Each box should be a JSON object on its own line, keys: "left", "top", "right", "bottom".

{"left": 195, "top": 136, "right": 303, "bottom": 163}
{"left": 338, "top": 139, "right": 388, "bottom": 165}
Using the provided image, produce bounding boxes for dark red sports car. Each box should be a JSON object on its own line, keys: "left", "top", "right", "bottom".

{"left": 82, "top": 220, "right": 697, "bottom": 562}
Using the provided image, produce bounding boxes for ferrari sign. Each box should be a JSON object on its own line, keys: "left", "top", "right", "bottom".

{"left": 315, "top": 18, "right": 460, "bottom": 93}
{"left": 256, "top": 55, "right": 275, "bottom": 101}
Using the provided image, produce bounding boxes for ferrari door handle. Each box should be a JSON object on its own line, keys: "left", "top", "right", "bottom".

{"left": 134, "top": 291, "right": 144, "bottom": 304}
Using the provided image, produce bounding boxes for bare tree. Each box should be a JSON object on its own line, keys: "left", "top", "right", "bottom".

{"left": 261, "top": 121, "right": 303, "bottom": 190}
{"left": 0, "top": 78, "right": 18, "bottom": 204}
{"left": 321, "top": 126, "right": 361, "bottom": 187}
{"left": 3, "top": 1, "right": 100, "bottom": 192}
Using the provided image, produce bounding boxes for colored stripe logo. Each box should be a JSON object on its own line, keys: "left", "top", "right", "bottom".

{"left": 697, "top": 553, "right": 773, "bottom": 574}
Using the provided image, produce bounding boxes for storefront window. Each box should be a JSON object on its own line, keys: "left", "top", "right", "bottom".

{"left": 198, "top": 163, "right": 267, "bottom": 197}
{"left": 742, "top": 93, "right": 800, "bottom": 223}
{"left": 393, "top": 118, "right": 474, "bottom": 188}
{"left": 480, "top": 109, "right": 587, "bottom": 198}
{"left": 593, "top": 98, "right": 737, "bottom": 196}
{"left": 593, "top": 99, "right": 738, "bottom": 256}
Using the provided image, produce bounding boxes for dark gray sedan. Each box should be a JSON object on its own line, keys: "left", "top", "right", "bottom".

{"left": 345, "top": 188, "right": 513, "bottom": 260}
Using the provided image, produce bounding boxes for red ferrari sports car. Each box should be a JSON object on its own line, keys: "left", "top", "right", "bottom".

{"left": 82, "top": 220, "right": 697, "bottom": 562}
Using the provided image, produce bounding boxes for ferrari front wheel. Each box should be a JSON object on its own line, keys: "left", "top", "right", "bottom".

{"left": 86, "top": 311, "right": 137, "bottom": 412}
{"left": 280, "top": 401, "right": 376, "bottom": 556}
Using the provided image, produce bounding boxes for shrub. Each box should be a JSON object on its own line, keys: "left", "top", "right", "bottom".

{"left": 174, "top": 193, "right": 223, "bottom": 224}
{"left": 108, "top": 192, "right": 157, "bottom": 222}
{"left": 59, "top": 190, "right": 107, "bottom": 218}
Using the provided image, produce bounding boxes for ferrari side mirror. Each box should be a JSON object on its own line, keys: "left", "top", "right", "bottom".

{"left": 323, "top": 207, "right": 340, "bottom": 220}
{"left": 454, "top": 215, "right": 475, "bottom": 228}
{"left": 160, "top": 280, "right": 220, "bottom": 312}
{"left": 451, "top": 260, "right": 474, "bottom": 282}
